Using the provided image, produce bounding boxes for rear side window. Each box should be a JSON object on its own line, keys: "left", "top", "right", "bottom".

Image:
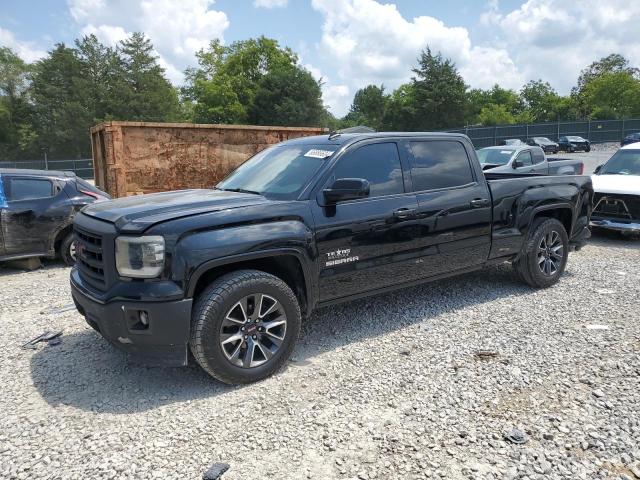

{"left": 408, "top": 141, "right": 474, "bottom": 191}
{"left": 7, "top": 178, "right": 53, "bottom": 201}
{"left": 532, "top": 149, "right": 545, "bottom": 164}
{"left": 333, "top": 142, "right": 404, "bottom": 197}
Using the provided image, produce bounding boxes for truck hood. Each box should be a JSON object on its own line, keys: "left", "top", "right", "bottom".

{"left": 591, "top": 175, "right": 640, "bottom": 196}
{"left": 82, "top": 189, "right": 271, "bottom": 233}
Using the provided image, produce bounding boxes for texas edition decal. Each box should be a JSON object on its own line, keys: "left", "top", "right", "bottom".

{"left": 325, "top": 248, "right": 359, "bottom": 267}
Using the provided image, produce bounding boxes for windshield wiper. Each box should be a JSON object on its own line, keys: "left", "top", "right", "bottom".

{"left": 217, "top": 187, "right": 262, "bottom": 195}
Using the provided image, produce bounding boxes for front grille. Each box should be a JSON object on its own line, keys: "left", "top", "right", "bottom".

{"left": 74, "top": 227, "right": 106, "bottom": 290}
{"left": 593, "top": 193, "right": 640, "bottom": 221}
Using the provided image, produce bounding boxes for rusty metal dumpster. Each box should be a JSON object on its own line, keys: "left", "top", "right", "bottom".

{"left": 90, "top": 121, "right": 326, "bottom": 198}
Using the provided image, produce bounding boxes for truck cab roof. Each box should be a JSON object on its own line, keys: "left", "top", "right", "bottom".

{"left": 280, "top": 132, "right": 470, "bottom": 147}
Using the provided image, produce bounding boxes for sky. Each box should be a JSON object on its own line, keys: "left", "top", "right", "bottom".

{"left": 2, "top": 0, "right": 640, "bottom": 117}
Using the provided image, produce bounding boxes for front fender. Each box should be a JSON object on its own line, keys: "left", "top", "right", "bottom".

{"left": 171, "top": 220, "right": 316, "bottom": 296}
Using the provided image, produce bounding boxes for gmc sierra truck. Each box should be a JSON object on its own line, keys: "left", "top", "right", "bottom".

{"left": 70, "top": 132, "right": 592, "bottom": 384}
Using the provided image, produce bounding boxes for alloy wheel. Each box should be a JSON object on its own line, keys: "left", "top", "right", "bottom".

{"left": 537, "top": 230, "right": 564, "bottom": 276}
{"left": 219, "top": 293, "right": 287, "bottom": 368}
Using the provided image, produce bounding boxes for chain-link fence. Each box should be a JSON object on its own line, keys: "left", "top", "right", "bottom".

{"left": 0, "top": 159, "right": 94, "bottom": 179}
{"left": 447, "top": 118, "right": 640, "bottom": 148}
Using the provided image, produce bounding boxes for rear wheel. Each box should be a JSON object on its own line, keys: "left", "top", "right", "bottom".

{"left": 190, "top": 270, "right": 301, "bottom": 384}
{"left": 59, "top": 232, "right": 76, "bottom": 266}
{"left": 513, "top": 217, "right": 569, "bottom": 288}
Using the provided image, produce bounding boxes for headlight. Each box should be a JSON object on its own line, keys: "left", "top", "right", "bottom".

{"left": 115, "top": 236, "right": 165, "bottom": 278}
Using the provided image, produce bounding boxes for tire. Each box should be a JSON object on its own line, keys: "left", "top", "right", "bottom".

{"left": 513, "top": 217, "right": 569, "bottom": 288}
{"left": 59, "top": 232, "right": 76, "bottom": 266}
{"left": 585, "top": 146, "right": 591, "bottom": 152}
{"left": 190, "top": 269, "right": 301, "bottom": 384}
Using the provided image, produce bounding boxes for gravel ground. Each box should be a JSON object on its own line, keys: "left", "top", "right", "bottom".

{"left": 553, "top": 142, "right": 619, "bottom": 174}
{"left": 1, "top": 232, "right": 639, "bottom": 480}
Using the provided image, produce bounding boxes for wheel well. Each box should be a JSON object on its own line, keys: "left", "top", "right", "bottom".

{"left": 53, "top": 225, "right": 73, "bottom": 253}
{"left": 191, "top": 255, "right": 309, "bottom": 316}
{"left": 534, "top": 208, "right": 572, "bottom": 235}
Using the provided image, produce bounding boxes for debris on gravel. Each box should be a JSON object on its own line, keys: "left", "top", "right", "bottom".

{"left": 1, "top": 233, "right": 639, "bottom": 479}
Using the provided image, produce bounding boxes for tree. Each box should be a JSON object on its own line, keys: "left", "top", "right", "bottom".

{"left": 119, "top": 32, "right": 180, "bottom": 121}
{"left": 410, "top": 48, "right": 467, "bottom": 130}
{"left": 184, "top": 37, "right": 300, "bottom": 124}
{"left": 0, "top": 47, "right": 37, "bottom": 159}
{"left": 520, "top": 80, "right": 561, "bottom": 122}
{"left": 74, "top": 35, "right": 127, "bottom": 121}
{"left": 249, "top": 66, "right": 324, "bottom": 126}
{"left": 582, "top": 72, "right": 640, "bottom": 119}
{"left": 344, "top": 85, "right": 388, "bottom": 131}
{"left": 477, "top": 104, "right": 516, "bottom": 126}
{"left": 466, "top": 84, "right": 524, "bottom": 125}
{"left": 30, "top": 44, "right": 92, "bottom": 158}
{"left": 382, "top": 84, "right": 418, "bottom": 130}
{"left": 575, "top": 54, "right": 639, "bottom": 93}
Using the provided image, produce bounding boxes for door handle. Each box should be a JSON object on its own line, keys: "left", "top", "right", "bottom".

{"left": 393, "top": 208, "right": 416, "bottom": 219}
{"left": 470, "top": 198, "right": 490, "bottom": 208}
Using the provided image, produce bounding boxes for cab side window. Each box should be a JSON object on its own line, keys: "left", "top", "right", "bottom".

{"left": 332, "top": 143, "right": 404, "bottom": 198}
{"left": 7, "top": 178, "right": 53, "bottom": 201}
{"left": 408, "top": 140, "right": 474, "bottom": 191}
{"left": 515, "top": 151, "right": 533, "bottom": 167}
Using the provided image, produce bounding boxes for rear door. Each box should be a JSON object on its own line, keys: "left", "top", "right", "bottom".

{"left": 406, "top": 138, "right": 492, "bottom": 275}
{"left": 312, "top": 140, "right": 421, "bottom": 302}
{"left": 0, "top": 175, "right": 66, "bottom": 255}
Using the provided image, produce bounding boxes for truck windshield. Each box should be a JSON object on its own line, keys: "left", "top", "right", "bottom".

{"left": 476, "top": 149, "right": 514, "bottom": 166}
{"left": 600, "top": 150, "right": 640, "bottom": 175}
{"left": 217, "top": 144, "right": 337, "bottom": 199}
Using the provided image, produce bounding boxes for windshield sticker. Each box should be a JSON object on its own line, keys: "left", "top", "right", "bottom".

{"left": 304, "top": 149, "right": 334, "bottom": 159}
{"left": 500, "top": 150, "right": 512, "bottom": 154}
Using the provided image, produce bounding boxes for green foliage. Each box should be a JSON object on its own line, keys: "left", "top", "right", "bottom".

{"left": 249, "top": 66, "right": 324, "bottom": 126}
{"left": 520, "top": 80, "right": 561, "bottom": 122}
{"left": 184, "top": 36, "right": 314, "bottom": 125}
{"left": 344, "top": 85, "right": 388, "bottom": 131}
{"left": 119, "top": 33, "right": 180, "bottom": 122}
{"left": 477, "top": 104, "right": 516, "bottom": 126}
{"left": 410, "top": 48, "right": 467, "bottom": 130}
{"left": 582, "top": 72, "right": 640, "bottom": 119}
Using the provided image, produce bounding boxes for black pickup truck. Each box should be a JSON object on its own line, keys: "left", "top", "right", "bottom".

{"left": 70, "top": 132, "right": 592, "bottom": 384}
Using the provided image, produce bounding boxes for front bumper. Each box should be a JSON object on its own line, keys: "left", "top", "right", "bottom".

{"left": 70, "top": 268, "right": 193, "bottom": 367}
{"left": 590, "top": 219, "right": 640, "bottom": 234}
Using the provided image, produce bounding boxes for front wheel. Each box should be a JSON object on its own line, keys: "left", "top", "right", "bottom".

{"left": 513, "top": 217, "right": 569, "bottom": 288}
{"left": 190, "top": 270, "right": 301, "bottom": 384}
{"left": 59, "top": 232, "right": 76, "bottom": 266}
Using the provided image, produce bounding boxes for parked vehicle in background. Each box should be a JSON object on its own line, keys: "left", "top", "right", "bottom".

{"left": 498, "top": 139, "right": 525, "bottom": 146}
{"left": 477, "top": 146, "right": 584, "bottom": 175}
{"left": 591, "top": 143, "right": 640, "bottom": 235}
{"left": 70, "top": 132, "right": 592, "bottom": 384}
{"left": 558, "top": 136, "right": 591, "bottom": 152}
{"left": 527, "top": 137, "right": 559, "bottom": 154}
{"left": 621, "top": 132, "right": 640, "bottom": 146}
{"left": 0, "top": 169, "right": 110, "bottom": 266}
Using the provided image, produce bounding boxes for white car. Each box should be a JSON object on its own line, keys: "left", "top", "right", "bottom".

{"left": 590, "top": 143, "right": 640, "bottom": 234}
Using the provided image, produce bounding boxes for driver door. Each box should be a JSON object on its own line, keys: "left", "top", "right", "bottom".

{"left": 310, "top": 141, "right": 421, "bottom": 302}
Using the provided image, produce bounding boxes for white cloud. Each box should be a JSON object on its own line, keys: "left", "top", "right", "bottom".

{"left": 304, "top": 61, "right": 350, "bottom": 116}
{"left": 493, "top": 0, "right": 640, "bottom": 94}
{"left": 311, "top": 0, "right": 523, "bottom": 115}
{"left": 253, "top": 0, "right": 288, "bottom": 8}
{"left": 0, "top": 27, "right": 47, "bottom": 62}
{"left": 67, "top": 0, "right": 229, "bottom": 85}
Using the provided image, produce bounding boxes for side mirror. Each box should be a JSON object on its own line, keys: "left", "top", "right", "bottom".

{"left": 594, "top": 165, "right": 603, "bottom": 174}
{"left": 323, "top": 178, "right": 370, "bottom": 204}
{"left": 512, "top": 160, "right": 522, "bottom": 169}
